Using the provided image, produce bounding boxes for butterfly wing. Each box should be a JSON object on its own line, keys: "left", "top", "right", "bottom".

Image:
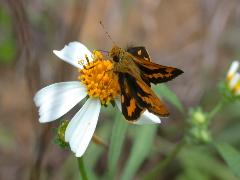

{"left": 127, "top": 46, "right": 151, "bottom": 61}
{"left": 123, "top": 73, "right": 169, "bottom": 117}
{"left": 134, "top": 57, "right": 183, "bottom": 84}
{"left": 127, "top": 47, "right": 183, "bottom": 84}
{"left": 126, "top": 47, "right": 152, "bottom": 86}
{"left": 118, "top": 73, "right": 145, "bottom": 121}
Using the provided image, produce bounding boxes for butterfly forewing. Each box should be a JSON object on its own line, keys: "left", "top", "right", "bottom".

{"left": 127, "top": 47, "right": 151, "bottom": 61}
{"left": 132, "top": 56, "right": 183, "bottom": 84}
{"left": 127, "top": 46, "right": 183, "bottom": 84}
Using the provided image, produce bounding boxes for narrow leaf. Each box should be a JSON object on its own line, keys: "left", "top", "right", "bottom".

{"left": 178, "top": 147, "right": 236, "bottom": 180}
{"left": 215, "top": 142, "right": 240, "bottom": 177}
{"left": 121, "top": 125, "right": 157, "bottom": 180}
{"left": 153, "top": 84, "right": 184, "bottom": 113}
{"left": 85, "top": 122, "right": 112, "bottom": 169}
{"left": 107, "top": 112, "right": 128, "bottom": 179}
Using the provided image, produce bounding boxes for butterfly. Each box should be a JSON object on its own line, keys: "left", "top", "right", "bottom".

{"left": 107, "top": 46, "right": 183, "bottom": 122}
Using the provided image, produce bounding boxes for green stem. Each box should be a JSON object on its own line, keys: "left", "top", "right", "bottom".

{"left": 144, "top": 138, "right": 186, "bottom": 180}
{"left": 208, "top": 100, "right": 225, "bottom": 121}
{"left": 77, "top": 157, "right": 88, "bottom": 180}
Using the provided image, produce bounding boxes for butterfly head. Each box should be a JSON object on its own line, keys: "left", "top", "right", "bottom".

{"left": 109, "top": 46, "right": 125, "bottom": 62}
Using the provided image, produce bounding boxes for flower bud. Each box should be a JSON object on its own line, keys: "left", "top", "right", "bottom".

{"left": 55, "top": 120, "right": 69, "bottom": 149}
{"left": 188, "top": 127, "right": 211, "bottom": 144}
{"left": 188, "top": 108, "right": 207, "bottom": 126}
{"left": 226, "top": 61, "right": 240, "bottom": 97}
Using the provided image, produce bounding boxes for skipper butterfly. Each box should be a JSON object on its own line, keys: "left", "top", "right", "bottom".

{"left": 108, "top": 46, "right": 183, "bottom": 121}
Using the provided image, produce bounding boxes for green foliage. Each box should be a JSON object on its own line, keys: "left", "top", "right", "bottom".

{"left": 85, "top": 121, "right": 112, "bottom": 169}
{"left": 187, "top": 127, "right": 211, "bottom": 144}
{"left": 121, "top": 125, "right": 157, "bottom": 180}
{"left": 178, "top": 146, "right": 237, "bottom": 180}
{"left": 188, "top": 107, "right": 208, "bottom": 126}
{"left": 57, "top": 155, "right": 93, "bottom": 180}
{"left": 0, "top": 7, "right": 16, "bottom": 64}
{"left": 0, "top": 126, "right": 16, "bottom": 150}
{"left": 186, "top": 107, "right": 212, "bottom": 144}
{"left": 77, "top": 157, "right": 89, "bottom": 180}
{"left": 177, "top": 167, "right": 210, "bottom": 180}
{"left": 0, "top": 40, "right": 16, "bottom": 63}
{"left": 107, "top": 112, "right": 128, "bottom": 179}
{"left": 54, "top": 120, "right": 69, "bottom": 149}
{"left": 217, "top": 121, "right": 240, "bottom": 145}
{"left": 215, "top": 142, "right": 240, "bottom": 177}
{"left": 219, "top": 81, "right": 240, "bottom": 102}
{"left": 153, "top": 84, "right": 184, "bottom": 113}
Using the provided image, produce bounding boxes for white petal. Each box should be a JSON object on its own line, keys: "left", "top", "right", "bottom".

{"left": 65, "top": 98, "right": 101, "bottom": 157}
{"left": 34, "top": 81, "right": 86, "bottom": 107}
{"left": 34, "top": 81, "right": 87, "bottom": 123}
{"left": 53, "top": 42, "right": 93, "bottom": 69}
{"left": 227, "top": 61, "right": 239, "bottom": 78}
{"left": 229, "top": 73, "right": 240, "bottom": 89}
{"left": 115, "top": 99, "right": 161, "bottom": 125}
{"left": 136, "top": 110, "right": 161, "bottom": 125}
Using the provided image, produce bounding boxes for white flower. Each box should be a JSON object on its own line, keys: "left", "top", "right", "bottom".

{"left": 226, "top": 61, "right": 240, "bottom": 96}
{"left": 34, "top": 42, "right": 161, "bottom": 157}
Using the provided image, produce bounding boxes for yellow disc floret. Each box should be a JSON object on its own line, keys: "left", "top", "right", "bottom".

{"left": 233, "top": 81, "right": 240, "bottom": 95}
{"left": 79, "top": 50, "right": 120, "bottom": 105}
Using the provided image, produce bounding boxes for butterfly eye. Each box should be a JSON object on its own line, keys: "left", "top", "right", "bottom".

{"left": 113, "top": 56, "right": 120, "bottom": 62}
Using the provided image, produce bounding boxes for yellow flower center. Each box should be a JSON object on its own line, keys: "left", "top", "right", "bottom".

{"left": 233, "top": 81, "right": 240, "bottom": 95}
{"left": 226, "top": 74, "right": 233, "bottom": 81}
{"left": 78, "top": 50, "right": 120, "bottom": 105}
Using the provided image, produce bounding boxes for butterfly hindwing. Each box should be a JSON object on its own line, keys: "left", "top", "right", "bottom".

{"left": 118, "top": 73, "right": 144, "bottom": 121}
{"left": 124, "top": 73, "right": 169, "bottom": 117}
{"left": 127, "top": 46, "right": 151, "bottom": 61}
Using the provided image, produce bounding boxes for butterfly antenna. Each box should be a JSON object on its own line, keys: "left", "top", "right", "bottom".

{"left": 99, "top": 21, "right": 116, "bottom": 45}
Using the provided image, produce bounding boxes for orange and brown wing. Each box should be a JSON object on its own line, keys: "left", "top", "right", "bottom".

{"left": 127, "top": 47, "right": 183, "bottom": 84}
{"left": 124, "top": 73, "right": 169, "bottom": 117}
{"left": 127, "top": 46, "right": 151, "bottom": 61}
{"left": 135, "top": 57, "right": 183, "bottom": 84}
{"left": 118, "top": 73, "right": 145, "bottom": 121}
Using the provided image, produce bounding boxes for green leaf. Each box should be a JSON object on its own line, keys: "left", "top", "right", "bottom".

{"left": 107, "top": 112, "right": 128, "bottom": 179}
{"left": 57, "top": 155, "right": 97, "bottom": 180}
{"left": 153, "top": 84, "right": 184, "bottom": 113}
{"left": 216, "top": 122, "right": 240, "bottom": 145}
{"left": 0, "top": 7, "right": 16, "bottom": 64}
{"left": 215, "top": 142, "right": 240, "bottom": 177}
{"left": 0, "top": 126, "right": 16, "bottom": 150}
{"left": 0, "top": 39, "right": 16, "bottom": 63}
{"left": 121, "top": 125, "right": 157, "bottom": 180}
{"left": 177, "top": 168, "right": 209, "bottom": 180}
{"left": 179, "top": 146, "right": 237, "bottom": 180}
{"left": 85, "top": 121, "right": 112, "bottom": 169}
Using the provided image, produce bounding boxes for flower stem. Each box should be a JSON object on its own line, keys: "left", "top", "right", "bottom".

{"left": 144, "top": 138, "right": 186, "bottom": 179}
{"left": 208, "top": 100, "right": 225, "bottom": 121}
{"left": 77, "top": 157, "right": 88, "bottom": 180}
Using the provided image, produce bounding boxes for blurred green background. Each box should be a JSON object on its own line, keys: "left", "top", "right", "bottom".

{"left": 0, "top": 0, "right": 240, "bottom": 179}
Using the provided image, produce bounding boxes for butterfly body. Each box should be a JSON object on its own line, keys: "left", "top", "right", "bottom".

{"left": 108, "top": 46, "right": 183, "bottom": 121}
{"left": 110, "top": 46, "right": 142, "bottom": 80}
